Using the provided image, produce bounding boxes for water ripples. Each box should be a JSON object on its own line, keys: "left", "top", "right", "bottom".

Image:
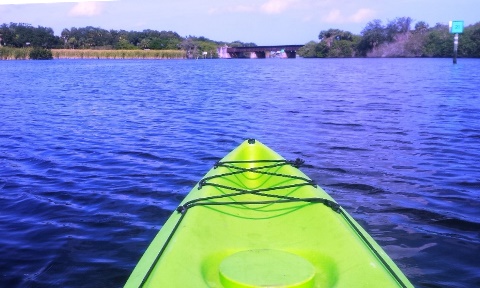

{"left": 1, "top": 58, "right": 479, "bottom": 287}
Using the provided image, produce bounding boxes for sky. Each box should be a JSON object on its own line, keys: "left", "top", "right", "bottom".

{"left": 0, "top": 0, "right": 477, "bottom": 45}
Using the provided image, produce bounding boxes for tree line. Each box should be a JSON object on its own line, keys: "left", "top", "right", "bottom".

{"left": 2, "top": 18, "right": 480, "bottom": 58}
{"left": 298, "top": 17, "right": 480, "bottom": 58}
{"left": 0, "top": 23, "right": 254, "bottom": 59}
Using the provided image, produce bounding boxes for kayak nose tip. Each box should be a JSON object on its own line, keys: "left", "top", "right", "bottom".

{"left": 247, "top": 139, "right": 256, "bottom": 144}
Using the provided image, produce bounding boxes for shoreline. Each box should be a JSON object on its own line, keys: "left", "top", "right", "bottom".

{"left": 1, "top": 47, "right": 476, "bottom": 60}
{"left": 53, "top": 49, "right": 186, "bottom": 60}
{"left": 0, "top": 48, "right": 187, "bottom": 60}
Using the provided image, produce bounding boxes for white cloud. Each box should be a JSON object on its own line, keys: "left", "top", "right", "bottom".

{"left": 260, "top": 0, "right": 298, "bottom": 14}
{"left": 323, "top": 8, "right": 376, "bottom": 24}
{"left": 0, "top": 0, "right": 113, "bottom": 4}
{"left": 69, "top": 1, "right": 104, "bottom": 17}
{"left": 323, "top": 9, "right": 341, "bottom": 23}
{"left": 350, "top": 8, "right": 375, "bottom": 23}
{"left": 206, "top": 1, "right": 375, "bottom": 24}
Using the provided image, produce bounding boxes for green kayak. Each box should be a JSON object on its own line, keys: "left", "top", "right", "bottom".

{"left": 125, "top": 139, "right": 412, "bottom": 288}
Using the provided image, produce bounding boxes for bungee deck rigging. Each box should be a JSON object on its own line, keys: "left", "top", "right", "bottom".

{"left": 140, "top": 158, "right": 343, "bottom": 286}
{"left": 180, "top": 158, "right": 341, "bottom": 214}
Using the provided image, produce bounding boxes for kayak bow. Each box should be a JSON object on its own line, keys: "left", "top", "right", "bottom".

{"left": 125, "top": 139, "right": 412, "bottom": 288}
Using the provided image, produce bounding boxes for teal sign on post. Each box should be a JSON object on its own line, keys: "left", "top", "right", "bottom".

{"left": 449, "top": 20, "right": 464, "bottom": 34}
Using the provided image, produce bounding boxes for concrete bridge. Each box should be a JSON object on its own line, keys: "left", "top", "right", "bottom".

{"left": 217, "top": 45, "right": 304, "bottom": 59}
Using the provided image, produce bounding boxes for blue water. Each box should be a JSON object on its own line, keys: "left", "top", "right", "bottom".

{"left": 1, "top": 58, "right": 479, "bottom": 287}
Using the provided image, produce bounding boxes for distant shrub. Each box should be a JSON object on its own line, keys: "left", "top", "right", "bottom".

{"left": 29, "top": 48, "right": 53, "bottom": 60}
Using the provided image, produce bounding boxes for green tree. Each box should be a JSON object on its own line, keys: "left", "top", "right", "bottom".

{"left": 414, "top": 21, "right": 429, "bottom": 34}
{"left": 196, "top": 41, "right": 218, "bottom": 58}
{"left": 179, "top": 36, "right": 221, "bottom": 58}
{"left": 116, "top": 38, "right": 137, "bottom": 50}
{"left": 139, "top": 38, "right": 150, "bottom": 49}
{"left": 319, "top": 29, "right": 353, "bottom": 48}
{"left": 297, "top": 41, "right": 329, "bottom": 58}
{"left": 358, "top": 19, "right": 387, "bottom": 55}
{"left": 423, "top": 24, "right": 451, "bottom": 57}
{"left": 148, "top": 36, "right": 181, "bottom": 50}
{"left": 297, "top": 41, "right": 318, "bottom": 58}
{"left": 0, "top": 23, "right": 14, "bottom": 46}
{"left": 385, "top": 17, "right": 412, "bottom": 42}
{"left": 228, "top": 41, "right": 257, "bottom": 47}
{"left": 61, "top": 28, "right": 70, "bottom": 48}
{"left": 458, "top": 22, "right": 480, "bottom": 57}
{"left": 328, "top": 36, "right": 360, "bottom": 57}
{"left": 180, "top": 37, "right": 197, "bottom": 58}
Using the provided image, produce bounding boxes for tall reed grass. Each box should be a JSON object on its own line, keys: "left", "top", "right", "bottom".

{"left": 1, "top": 48, "right": 186, "bottom": 60}
{"left": 0, "top": 47, "right": 32, "bottom": 60}
{"left": 52, "top": 49, "right": 186, "bottom": 59}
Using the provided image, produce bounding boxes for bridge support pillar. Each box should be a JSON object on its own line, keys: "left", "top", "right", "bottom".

{"left": 217, "top": 45, "right": 231, "bottom": 58}
{"left": 250, "top": 51, "right": 266, "bottom": 58}
{"left": 285, "top": 51, "right": 296, "bottom": 58}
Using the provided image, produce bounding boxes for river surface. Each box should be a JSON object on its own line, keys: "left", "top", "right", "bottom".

{"left": 1, "top": 58, "right": 479, "bottom": 287}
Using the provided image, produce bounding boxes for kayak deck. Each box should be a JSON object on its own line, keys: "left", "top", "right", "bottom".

{"left": 125, "top": 139, "right": 412, "bottom": 287}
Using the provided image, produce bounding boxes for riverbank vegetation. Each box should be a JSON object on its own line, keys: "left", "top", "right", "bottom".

{"left": 298, "top": 17, "right": 480, "bottom": 58}
{"left": 0, "top": 23, "right": 248, "bottom": 59}
{"left": 1, "top": 47, "right": 186, "bottom": 60}
{"left": 0, "top": 46, "right": 31, "bottom": 60}
{"left": 1, "top": 18, "right": 479, "bottom": 59}
{"left": 52, "top": 49, "right": 185, "bottom": 59}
